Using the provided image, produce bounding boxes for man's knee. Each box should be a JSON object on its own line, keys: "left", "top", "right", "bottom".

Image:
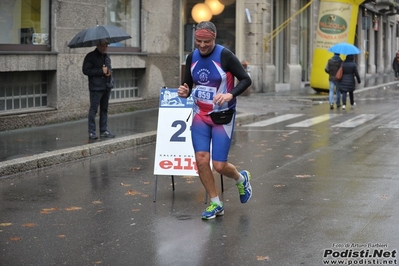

{"left": 212, "top": 161, "right": 227, "bottom": 173}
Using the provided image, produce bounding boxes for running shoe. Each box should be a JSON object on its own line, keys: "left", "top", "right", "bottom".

{"left": 100, "top": 131, "right": 115, "bottom": 138}
{"left": 89, "top": 132, "right": 98, "bottom": 140}
{"left": 201, "top": 201, "right": 224, "bottom": 220}
{"left": 237, "top": 170, "right": 252, "bottom": 203}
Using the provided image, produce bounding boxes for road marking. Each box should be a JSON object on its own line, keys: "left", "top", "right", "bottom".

{"left": 379, "top": 119, "right": 399, "bottom": 128}
{"left": 286, "top": 114, "right": 341, "bottom": 127}
{"left": 332, "top": 114, "right": 378, "bottom": 128}
{"left": 244, "top": 114, "right": 304, "bottom": 127}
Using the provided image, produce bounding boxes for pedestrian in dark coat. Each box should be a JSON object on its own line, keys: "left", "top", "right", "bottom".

{"left": 82, "top": 39, "right": 115, "bottom": 140}
{"left": 392, "top": 51, "right": 399, "bottom": 80}
{"left": 338, "top": 54, "right": 361, "bottom": 110}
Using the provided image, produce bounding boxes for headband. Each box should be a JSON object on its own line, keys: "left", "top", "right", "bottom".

{"left": 195, "top": 29, "right": 216, "bottom": 40}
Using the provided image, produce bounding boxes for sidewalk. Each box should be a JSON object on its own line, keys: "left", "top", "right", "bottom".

{"left": 0, "top": 80, "right": 396, "bottom": 178}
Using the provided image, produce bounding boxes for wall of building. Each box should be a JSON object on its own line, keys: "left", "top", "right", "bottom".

{"left": 0, "top": 0, "right": 181, "bottom": 131}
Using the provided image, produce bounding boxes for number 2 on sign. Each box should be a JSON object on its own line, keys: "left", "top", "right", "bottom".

{"left": 170, "top": 120, "right": 187, "bottom": 142}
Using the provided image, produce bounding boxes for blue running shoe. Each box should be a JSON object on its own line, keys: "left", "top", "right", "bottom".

{"left": 201, "top": 201, "right": 224, "bottom": 220}
{"left": 237, "top": 170, "right": 252, "bottom": 203}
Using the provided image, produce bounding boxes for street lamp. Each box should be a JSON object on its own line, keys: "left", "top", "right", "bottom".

{"left": 191, "top": 3, "right": 213, "bottom": 23}
{"left": 205, "top": 0, "right": 225, "bottom": 15}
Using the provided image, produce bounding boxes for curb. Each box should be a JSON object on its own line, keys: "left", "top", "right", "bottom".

{"left": 0, "top": 131, "right": 157, "bottom": 178}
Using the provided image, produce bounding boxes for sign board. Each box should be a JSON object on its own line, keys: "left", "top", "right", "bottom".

{"left": 153, "top": 88, "right": 198, "bottom": 176}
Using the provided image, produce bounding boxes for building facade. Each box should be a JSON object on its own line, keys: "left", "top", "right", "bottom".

{"left": 1, "top": 0, "right": 398, "bottom": 131}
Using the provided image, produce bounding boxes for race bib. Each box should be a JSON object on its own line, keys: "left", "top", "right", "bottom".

{"left": 193, "top": 85, "right": 217, "bottom": 104}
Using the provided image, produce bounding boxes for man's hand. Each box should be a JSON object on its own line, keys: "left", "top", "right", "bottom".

{"left": 102, "top": 65, "right": 108, "bottom": 75}
{"left": 213, "top": 93, "right": 233, "bottom": 106}
{"left": 178, "top": 83, "right": 189, "bottom": 98}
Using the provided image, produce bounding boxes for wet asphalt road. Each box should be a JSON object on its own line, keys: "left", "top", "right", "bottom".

{"left": 1, "top": 89, "right": 399, "bottom": 266}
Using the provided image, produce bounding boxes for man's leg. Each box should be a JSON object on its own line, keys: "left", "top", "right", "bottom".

{"left": 191, "top": 114, "right": 225, "bottom": 219}
{"left": 196, "top": 151, "right": 217, "bottom": 198}
{"left": 336, "top": 83, "right": 341, "bottom": 107}
{"left": 211, "top": 115, "right": 252, "bottom": 204}
{"left": 88, "top": 91, "right": 102, "bottom": 138}
{"left": 99, "top": 89, "right": 110, "bottom": 134}
{"left": 328, "top": 81, "right": 334, "bottom": 107}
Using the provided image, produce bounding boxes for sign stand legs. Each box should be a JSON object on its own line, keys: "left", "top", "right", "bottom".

{"left": 153, "top": 175, "right": 158, "bottom": 202}
{"left": 153, "top": 175, "right": 175, "bottom": 202}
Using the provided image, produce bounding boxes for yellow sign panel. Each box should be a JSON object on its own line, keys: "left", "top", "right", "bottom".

{"left": 310, "top": 0, "right": 364, "bottom": 91}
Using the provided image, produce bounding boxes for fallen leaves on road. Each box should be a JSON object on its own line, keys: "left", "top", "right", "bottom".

{"left": 125, "top": 189, "right": 140, "bottom": 196}
{"left": 41, "top": 208, "right": 58, "bottom": 214}
{"left": 0, "top": 223, "right": 13, "bottom": 227}
{"left": 22, "top": 223, "right": 35, "bottom": 228}
{"left": 125, "top": 189, "right": 148, "bottom": 197}
{"left": 132, "top": 209, "right": 140, "bottom": 212}
{"left": 41, "top": 207, "right": 82, "bottom": 213}
{"left": 58, "top": 234, "right": 66, "bottom": 238}
{"left": 274, "top": 184, "right": 286, "bottom": 188}
{"left": 65, "top": 207, "right": 82, "bottom": 211}
{"left": 9, "top": 237, "right": 21, "bottom": 241}
{"left": 256, "top": 255, "right": 269, "bottom": 261}
{"left": 92, "top": 201, "right": 102, "bottom": 204}
{"left": 130, "top": 167, "right": 141, "bottom": 171}
{"left": 121, "top": 183, "right": 131, "bottom": 187}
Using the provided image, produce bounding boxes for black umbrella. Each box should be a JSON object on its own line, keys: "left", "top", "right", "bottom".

{"left": 68, "top": 25, "right": 131, "bottom": 48}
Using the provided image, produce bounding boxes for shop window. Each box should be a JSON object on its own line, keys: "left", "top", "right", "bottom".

{"left": 110, "top": 69, "right": 140, "bottom": 102}
{"left": 0, "top": 0, "right": 50, "bottom": 51}
{"left": 106, "top": 0, "right": 141, "bottom": 52}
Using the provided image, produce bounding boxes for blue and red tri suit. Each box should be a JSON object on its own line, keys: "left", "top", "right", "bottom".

{"left": 190, "top": 44, "right": 236, "bottom": 116}
{"left": 184, "top": 44, "right": 251, "bottom": 162}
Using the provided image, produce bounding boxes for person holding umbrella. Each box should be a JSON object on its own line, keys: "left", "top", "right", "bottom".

{"left": 338, "top": 54, "right": 361, "bottom": 110}
{"left": 82, "top": 39, "right": 115, "bottom": 140}
{"left": 325, "top": 53, "right": 343, "bottom": 109}
{"left": 327, "top": 42, "right": 361, "bottom": 110}
{"left": 68, "top": 25, "right": 131, "bottom": 140}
